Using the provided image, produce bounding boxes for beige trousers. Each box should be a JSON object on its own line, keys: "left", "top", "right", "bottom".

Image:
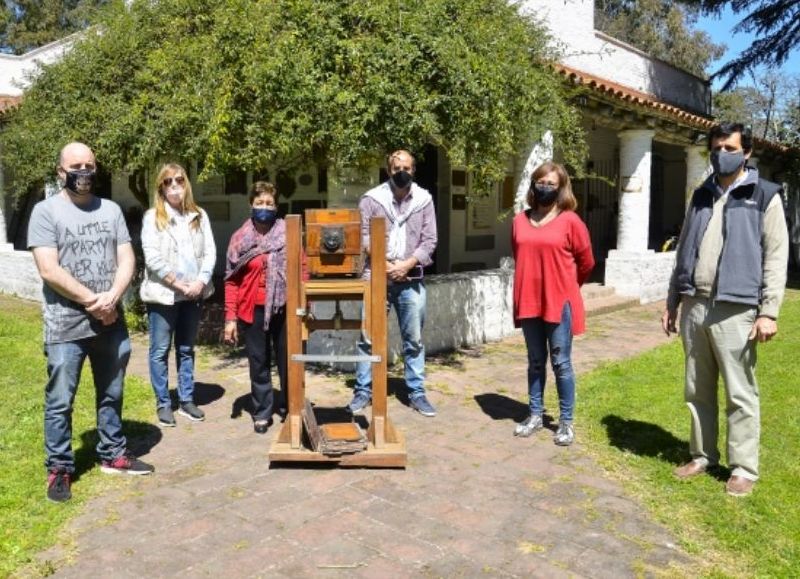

{"left": 680, "top": 296, "right": 760, "bottom": 481}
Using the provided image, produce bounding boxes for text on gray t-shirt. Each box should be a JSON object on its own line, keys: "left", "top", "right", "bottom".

{"left": 27, "top": 194, "right": 131, "bottom": 344}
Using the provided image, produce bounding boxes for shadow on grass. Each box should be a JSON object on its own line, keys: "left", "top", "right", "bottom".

{"left": 601, "top": 415, "right": 687, "bottom": 464}
{"left": 601, "top": 415, "right": 732, "bottom": 481}
{"left": 74, "top": 420, "right": 163, "bottom": 481}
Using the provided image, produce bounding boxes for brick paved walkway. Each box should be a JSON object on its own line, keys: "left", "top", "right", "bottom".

{"left": 39, "top": 301, "right": 691, "bottom": 577}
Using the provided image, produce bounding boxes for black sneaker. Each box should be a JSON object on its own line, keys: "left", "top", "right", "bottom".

{"left": 101, "top": 453, "right": 155, "bottom": 475}
{"left": 157, "top": 406, "right": 176, "bottom": 427}
{"left": 47, "top": 470, "right": 71, "bottom": 502}
{"left": 254, "top": 419, "right": 273, "bottom": 434}
{"left": 177, "top": 402, "right": 205, "bottom": 422}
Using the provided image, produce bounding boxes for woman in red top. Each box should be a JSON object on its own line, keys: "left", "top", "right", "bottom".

{"left": 511, "top": 162, "right": 595, "bottom": 446}
{"left": 224, "top": 182, "right": 288, "bottom": 434}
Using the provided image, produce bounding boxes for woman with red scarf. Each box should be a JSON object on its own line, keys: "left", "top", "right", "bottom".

{"left": 511, "top": 162, "right": 595, "bottom": 446}
{"left": 224, "top": 181, "right": 289, "bottom": 434}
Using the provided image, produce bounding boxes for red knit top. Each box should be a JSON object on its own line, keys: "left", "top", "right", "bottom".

{"left": 225, "top": 254, "right": 267, "bottom": 324}
{"left": 224, "top": 252, "right": 309, "bottom": 324}
{"left": 511, "top": 210, "right": 595, "bottom": 334}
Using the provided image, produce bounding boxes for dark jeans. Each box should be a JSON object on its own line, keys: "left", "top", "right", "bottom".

{"left": 44, "top": 327, "right": 131, "bottom": 473}
{"left": 241, "top": 306, "right": 287, "bottom": 421}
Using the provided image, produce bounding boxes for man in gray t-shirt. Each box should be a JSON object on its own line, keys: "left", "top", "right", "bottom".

{"left": 28, "top": 142, "right": 153, "bottom": 503}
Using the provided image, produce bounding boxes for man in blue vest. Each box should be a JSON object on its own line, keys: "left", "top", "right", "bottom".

{"left": 662, "top": 123, "right": 788, "bottom": 497}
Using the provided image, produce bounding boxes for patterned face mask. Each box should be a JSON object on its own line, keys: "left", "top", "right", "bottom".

{"left": 65, "top": 169, "right": 96, "bottom": 196}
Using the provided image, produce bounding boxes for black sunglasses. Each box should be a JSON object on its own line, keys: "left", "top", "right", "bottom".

{"left": 162, "top": 175, "right": 186, "bottom": 187}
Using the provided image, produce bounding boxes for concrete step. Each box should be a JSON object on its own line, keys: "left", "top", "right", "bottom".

{"left": 581, "top": 283, "right": 640, "bottom": 317}
{"left": 581, "top": 282, "right": 614, "bottom": 301}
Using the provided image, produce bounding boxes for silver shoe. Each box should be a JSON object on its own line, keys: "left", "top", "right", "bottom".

{"left": 514, "top": 414, "right": 543, "bottom": 437}
{"left": 553, "top": 421, "right": 575, "bottom": 446}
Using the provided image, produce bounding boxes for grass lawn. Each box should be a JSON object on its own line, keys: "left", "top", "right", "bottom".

{"left": 579, "top": 288, "right": 800, "bottom": 577}
{"left": 0, "top": 294, "right": 155, "bottom": 577}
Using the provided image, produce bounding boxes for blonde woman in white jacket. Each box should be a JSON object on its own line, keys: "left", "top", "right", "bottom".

{"left": 140, "top": 163, "right": 216, "bottom": 427}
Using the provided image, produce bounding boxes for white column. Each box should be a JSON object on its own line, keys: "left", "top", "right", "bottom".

{"left": 616, "top": 129, "right": 654, "bottom": 253}
{"left": 684, "top": 145, "right": 708, "bottom": 203}
{"left": 514, "top": 130, "right": 553, "bottom": 213}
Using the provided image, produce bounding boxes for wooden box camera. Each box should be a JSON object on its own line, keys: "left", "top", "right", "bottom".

{"left": 305, "top": 209, "right": 363, "bottom": 277}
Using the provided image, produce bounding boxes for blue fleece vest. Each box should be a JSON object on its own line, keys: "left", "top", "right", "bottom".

{"left": 674, "top": 171, "right": 782, "bottom": 306}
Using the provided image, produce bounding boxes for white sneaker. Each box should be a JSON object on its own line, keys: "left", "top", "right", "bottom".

{"left": 514, "top": 414, "right": 543, "bottom": 437}
{"left": 553, "top": 421, "right": 574, "bottom": 446}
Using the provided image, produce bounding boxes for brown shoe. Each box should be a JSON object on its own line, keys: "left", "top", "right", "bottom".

{"left": 673, "top": 460, "right": 707, "bottom": 480}
{"left": 726, "top": 476, "right": 755, "bottom": 497}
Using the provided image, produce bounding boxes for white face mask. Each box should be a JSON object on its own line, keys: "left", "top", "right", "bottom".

{"left": 164, "top": 186, "right": 185, "bottom": 205}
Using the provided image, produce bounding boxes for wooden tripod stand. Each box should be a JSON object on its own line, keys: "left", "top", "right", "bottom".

{"left": 268, "top": 212, "right": 407, "bottom": 467}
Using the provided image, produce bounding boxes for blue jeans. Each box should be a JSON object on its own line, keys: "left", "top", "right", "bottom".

{"left": 44, "top": 327, "right": 131, "bottom": 473}
{"left": 147, "top": 301, "right": 202, "bottom": 409}
{"left": 355, "top": 280, "right": 427, "bottom": 399}
{"left": 520, "top": 302, "right": 575, "bottom": 422}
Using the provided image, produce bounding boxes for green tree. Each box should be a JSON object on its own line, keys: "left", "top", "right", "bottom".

{"left": 0, "top": 0, "right": 108, "bottom": 55}
{"left": 713, "top": 74, "right": 800, "bottom": 143}
{"left": 0, "top": 0, "right": 585, "bottom": 204}
{"left": 686, "top": 0, "right": 800, "bottom": 90}
{"left": 595, "top": 0, "right": 726, "bottom": 77}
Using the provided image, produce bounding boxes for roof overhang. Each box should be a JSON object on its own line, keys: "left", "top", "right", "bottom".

{"left": 557, "top": 64, "right": 714, "bottom": 133}
{"left": 0, "top": 95, "right": 22, "bottom": 115}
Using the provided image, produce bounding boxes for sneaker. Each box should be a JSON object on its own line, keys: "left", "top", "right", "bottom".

{"left": 553, "top": 421, "right": 575, "bottom": 446}
{"left": 410, "top": 395, "right": 437, "bottom": 417}
{"left": 157, "top": 406, "right": 176, "bottom": 428}
{"left": 514, "top": 414, "right": 543, "bottom": 437}
{"left": 177, "top": 402, "right": 205, "bottom": 422}
{"left": 47, "top": 470, "right": 71, "bottom": 503}
{"left": 254, "top": 419, "right": 272, "bottom": 434}
{"left": 347, "top": 392, "right": 372, "bottom": 414}
{"left": 101, "top": 453, "right": 155, "bottom": 475}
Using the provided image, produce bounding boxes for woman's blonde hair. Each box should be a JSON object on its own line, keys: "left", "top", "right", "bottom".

{"left": 526, "top": 161, "right": 578, "bottom": 212}
{"left": 153, "top": 163, "right": 201, "bottom": 231}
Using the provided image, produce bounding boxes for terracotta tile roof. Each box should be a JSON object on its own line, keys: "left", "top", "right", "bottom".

{"left": 0, "top": 95, "right": 22, "bottom": 114}
{"left": 555, "top": 64, "right": 715, "bottom": 130}
{"left": 556, "top": 64, "right": 796, "bottom": 154}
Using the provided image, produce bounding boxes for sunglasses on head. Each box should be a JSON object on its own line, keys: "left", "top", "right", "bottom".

{"left": 162, "top": 175, "right": 185, "bottom": 187}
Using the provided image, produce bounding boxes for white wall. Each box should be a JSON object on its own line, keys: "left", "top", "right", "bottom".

{"left": 521, "top": 0, "right": 711, "bottom": 115}
{"left": 0, "top": 36, "right": 76, "bottom": 96}
{"left": 0, "top": 249, "right": 42, "bottom": 301}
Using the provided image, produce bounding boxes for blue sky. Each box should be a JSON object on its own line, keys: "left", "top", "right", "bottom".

{"left": 694, "top": 5, "right": 800, "bottom": 89}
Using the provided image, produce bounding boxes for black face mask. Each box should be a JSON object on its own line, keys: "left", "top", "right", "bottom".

{"left": 64, "top": 169, "right": 97, "bottom": 196}
{"left": 390, "top": 170, "right": 413, "bottom": 189}
{"left": 532, "top": 184, "right": 558, "bottom": 206}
